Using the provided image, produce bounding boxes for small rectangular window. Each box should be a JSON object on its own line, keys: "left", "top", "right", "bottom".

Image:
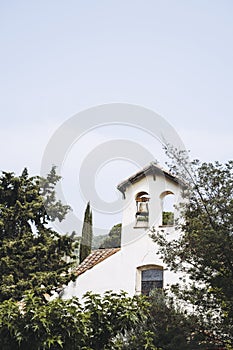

{"left": 141, "top": 269, "right": 163, "bottom": 295}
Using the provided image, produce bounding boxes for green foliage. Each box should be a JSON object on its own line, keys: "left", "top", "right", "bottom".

{"left": 0, "top": 292, "right": 87, "bottom": 350}
{"left": 162, "top": 211, "right": 174, "bottom": 226}
{"left": 83, "top": 290, "right": 148, "bottom": 349}
{"left": 99, "top": 223, "right": 122, "bottom": 248}
{"left": 79, "top": 202, "right": 93, "bottom": 263}
{"left": 0, "top": 167, "right": 74, "bottom": 302}
{"left": 152, "top": 148, "right": 233, "bottom": 347}
{"left": 118, "top": 290, "right": 208, "bottom": 350}
{"left": 92, "top": 234, "right": 108, "bottom": 249}
{"left": 0, "top": 291, "right": 148, "bottom": 350}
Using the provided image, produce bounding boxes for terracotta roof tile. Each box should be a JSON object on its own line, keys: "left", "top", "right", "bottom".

{"left": 117, "top": 161, "right": 183, "bottom": 195}
{"left": 75, "top": 248, "right": 120, "bottom": 277}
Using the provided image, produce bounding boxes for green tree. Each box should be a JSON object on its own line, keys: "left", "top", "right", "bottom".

{"left": 162, "top": 211, "right": 174, "bottom": 226}
{"left": 99, "top": 223, "right": 121, "bottom": 248}
{"left": 79, "top": 202, "right": 93, "bottom": 263}
{"left": 0, "top": 167, "right": 74, "bottom": 302}
{"left": 0, "top": 291, "right": 148, "bottom": 350}
{"left": 120, "top": 290, "right": 210, "bottom": 350}
{"left": 152, "top": 150, "right": 233, "bottom": 348}
{"left": 92, "top": 233, "right": 108, "bottom": 249}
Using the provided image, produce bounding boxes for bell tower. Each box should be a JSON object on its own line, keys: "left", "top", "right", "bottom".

{"left": 117, "top": 162, "right": 181, "bottom": 246}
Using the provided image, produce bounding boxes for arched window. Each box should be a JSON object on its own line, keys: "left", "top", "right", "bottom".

{"left": 135, "top": 191, "right": 150, "bottom": 228}
{"left": 160, "top": 191, "right": 175, "bottom": 226}
{"left": 136, "top": 265, "right": 163, "bottom": 295}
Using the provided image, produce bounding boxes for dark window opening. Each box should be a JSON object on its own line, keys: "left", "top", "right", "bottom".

{"left": 141, "top": 268, "right": 163, "bottom": 295}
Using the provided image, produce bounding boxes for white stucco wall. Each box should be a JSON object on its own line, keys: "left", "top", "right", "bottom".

{"left": 63, "top": 170, "right": 183, "bottom": 299}
{"left": 121, "top": 171, "right": 182, "bottom": 246}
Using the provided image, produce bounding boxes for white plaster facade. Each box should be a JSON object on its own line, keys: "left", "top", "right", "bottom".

{"left": 63, "top": 163, "right": 183, "bottom": 299}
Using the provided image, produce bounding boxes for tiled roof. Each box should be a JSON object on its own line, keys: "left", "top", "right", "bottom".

{"left": 75, "top": 248, "right": 120, "bottom": 277}
{"left": 117, "top": 161, "right": 182, "bottom": 196}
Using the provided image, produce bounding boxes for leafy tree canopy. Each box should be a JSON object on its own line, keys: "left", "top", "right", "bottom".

{"left": 152, "top": 148, "right": 233, "bottom": 347}
{"left": 99, "top": 223, "right": 121, "bottom": 248}
{"left": 0, "top": 291, "right": 148, "bottom": 350}
{"left": 92, "top": 234, "right": 108, "bottom": 249}
{"left": 119, "top": 290, "right": 212, "bottom": 350}
{"left": 0, "top": 167, "right": 74, "bottom": 302}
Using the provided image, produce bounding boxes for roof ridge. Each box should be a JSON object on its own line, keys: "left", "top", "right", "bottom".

{"left": 117, "top": 162, "right": 180, "bottom": 195}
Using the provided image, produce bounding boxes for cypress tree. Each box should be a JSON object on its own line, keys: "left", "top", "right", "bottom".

{"left": 79, "top": 202, "right": 93, "bottom": 263}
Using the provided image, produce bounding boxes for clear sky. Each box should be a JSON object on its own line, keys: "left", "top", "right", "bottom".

{"left": 1, "top": 1, "right": 233, "bottom": 235}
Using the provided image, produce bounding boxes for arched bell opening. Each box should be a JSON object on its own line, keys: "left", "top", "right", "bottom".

{"left": 134, "top": 191, "right": 150, "bottom": 228}
{"left": 160, "top": 191, "right": 175, "bottom": 226}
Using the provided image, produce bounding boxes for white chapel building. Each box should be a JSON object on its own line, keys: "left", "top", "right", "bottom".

{"left": 63, "top": 162, "right": 183, "bottom": 299}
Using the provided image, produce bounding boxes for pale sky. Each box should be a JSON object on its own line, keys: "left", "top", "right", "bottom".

{"left": 1, "top": 1, "right": 233, "bottom": 235}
